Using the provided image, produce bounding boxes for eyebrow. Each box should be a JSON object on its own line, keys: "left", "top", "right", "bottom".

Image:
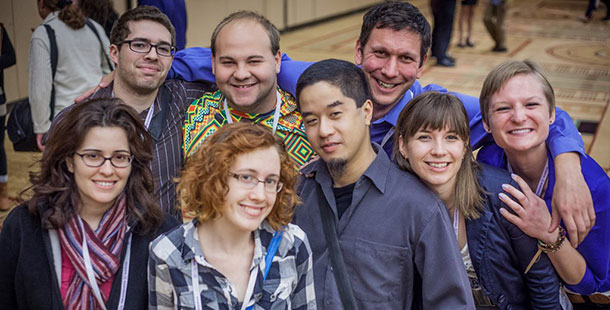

{"left": 301, "top": 100, "right": 345, "bottom": 118}
{"left": 236, "top": 168, "right": 280, "bottom": 178}
{"left": 80, "top": 148, "right": 130, "bottom": 153}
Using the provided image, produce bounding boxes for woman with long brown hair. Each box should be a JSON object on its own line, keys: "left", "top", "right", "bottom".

{"left": 0, "top": 98, "right": 178, "bottom": 309}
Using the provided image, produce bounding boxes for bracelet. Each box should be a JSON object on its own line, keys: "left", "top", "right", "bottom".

{"left": 537, "top": 226, "right": 566, "bottom": 253}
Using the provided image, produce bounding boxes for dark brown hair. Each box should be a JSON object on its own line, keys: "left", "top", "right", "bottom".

{"left": 178, "top": 122, "right": 299, "bottom": 231}
{"left": 393, "top": 91, "right": 485, "bottom": 219}
{"left": 110, "top": 5, "right": 176, "bottom": 47}
{"left": 27, "top": 98, "right": 163, "bottom": 234}
{"left": 42, "top": 0, "right": 86, "bottom": 29}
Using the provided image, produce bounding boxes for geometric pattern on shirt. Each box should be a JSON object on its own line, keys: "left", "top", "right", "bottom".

{"left": 183, "top": 87, "right": 314, "bottom": 167}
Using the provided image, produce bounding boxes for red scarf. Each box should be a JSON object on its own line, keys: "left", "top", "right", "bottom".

{"left": 58, "top": 196, "right": 127, "bottom": 310}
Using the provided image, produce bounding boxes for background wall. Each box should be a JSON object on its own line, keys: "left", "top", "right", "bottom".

{"left": 0, "top": 0, "right": 378, "bottom": 103}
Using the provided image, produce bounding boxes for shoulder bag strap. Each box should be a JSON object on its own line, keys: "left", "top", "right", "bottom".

{"left": 316, "top": 184, "right": 358, "bottom": 310}
{"left": 42, "top": 24, "right": 57, "bottom": 121}
{"left": 85, "top": 19, "right": 114, "bottom": 71}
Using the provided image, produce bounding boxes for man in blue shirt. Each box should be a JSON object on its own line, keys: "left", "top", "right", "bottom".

{"left": 165, "top": 1, "right": 594, "bottom": 249}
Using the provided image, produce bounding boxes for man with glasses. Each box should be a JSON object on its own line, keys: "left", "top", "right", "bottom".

{"left": 49, "top": 6, "right": 213, "bottom": 219}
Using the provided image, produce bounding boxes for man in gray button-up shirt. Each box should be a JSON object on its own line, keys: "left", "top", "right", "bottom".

{"left": 294, "top": 59, "right": 474, "bottom": 309}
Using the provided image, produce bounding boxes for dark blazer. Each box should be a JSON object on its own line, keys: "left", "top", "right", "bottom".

{"left": 466, "top": 164, "right": 560, "bottom": 309}
{"left": 0, "top": 204, "right": 179, "bottom": 310}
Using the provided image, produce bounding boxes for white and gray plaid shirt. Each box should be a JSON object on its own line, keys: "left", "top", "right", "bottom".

{"left": 148, "top": 219, "right": 316, "bottom": 310}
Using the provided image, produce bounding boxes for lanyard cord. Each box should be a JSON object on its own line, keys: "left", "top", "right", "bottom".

{"left": 223, "top": 90, "right": 282, "bottom": 134}
{"left": 77, "top": 218, "right": 132, "bottom": 310}
{"left": 379, "top": 90, "right": 413, "bottom": 148}
{"left": 507, "top": 159, "right": 550, "bottom": 197}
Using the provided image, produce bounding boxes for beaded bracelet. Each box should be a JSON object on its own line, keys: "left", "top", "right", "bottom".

{"left": 538, "top": 226, "right": 567, "bottom": 253}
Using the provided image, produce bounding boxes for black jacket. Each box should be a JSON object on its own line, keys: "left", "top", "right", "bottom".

{"left": 0, "top": 204, "right": 179, "bottom": 309}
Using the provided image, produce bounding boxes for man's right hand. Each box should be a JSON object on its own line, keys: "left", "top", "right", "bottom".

{"left": 74, "top": 71, "right": 115, "bottom": 103}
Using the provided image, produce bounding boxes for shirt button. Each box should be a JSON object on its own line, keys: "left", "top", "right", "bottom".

{"left": 255, "top": 293, "right": 263, "bottom": 300}
{"left": 325, "top": 300, "right": 331, "bottom": 305}
{"left": 270, "top": 293, "right": 277, "bottom": 302}
{"left": 330, "top": 266, "right": 334, "bottom": 272}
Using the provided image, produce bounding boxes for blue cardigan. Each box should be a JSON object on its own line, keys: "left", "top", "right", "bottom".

{"left": 467, "top": 164, "right": 560, "bottom": 309}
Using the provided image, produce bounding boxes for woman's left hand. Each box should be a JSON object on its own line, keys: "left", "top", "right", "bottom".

{"left": 498, "top": 174, "right": 557, "bottom": 244}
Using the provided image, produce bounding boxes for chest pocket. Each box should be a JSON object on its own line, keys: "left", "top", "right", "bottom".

{"left": 255, "top": 278, "right": 294, "bottom": 309}
{"left": 346, "top": 237, "right": 412, "bottom": 303}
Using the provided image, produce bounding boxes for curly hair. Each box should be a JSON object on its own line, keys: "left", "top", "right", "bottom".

{"left": 178, "top": 123, "right": 299, "bottom": 231}
{"left": 393, "top": 91, "right": 485, "bottom": 220}
{"left": 27, "top": 98, "right": 163, "bottom": 234}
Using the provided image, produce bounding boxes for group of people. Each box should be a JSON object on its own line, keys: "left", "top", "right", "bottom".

{"left": 0, "top": 1, "right": 608, "bottom": 310}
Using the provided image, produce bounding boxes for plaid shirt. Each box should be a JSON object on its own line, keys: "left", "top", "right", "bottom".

{"left": 92, "top": 79, "right": 212, "bottom": 219}
{"left": 149, "top": 220, "right": 316, "bottom": 310}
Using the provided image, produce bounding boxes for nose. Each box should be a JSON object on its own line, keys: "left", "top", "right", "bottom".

{"left": 144, "top": 46, "right": 159, "bottom": 60}
{"left": 511, "top": 105, "right": 526, "bottom": 123}
{"left": 98, "top": 159, "right": 115, "bottom": 175}
{"left": 381, "top": 57, "right": 399, "bottom": 78}
{"left": 248, "top": 181, "right": 267, "bottom": 201}
{"left": 430, "top": 139, "right": 447, "bottom": 156}
{"left": 318, "top": 117, "right": 334, "bottom": 138}
{"left": 233, "top": 63, "right": 251, "bottom": 80}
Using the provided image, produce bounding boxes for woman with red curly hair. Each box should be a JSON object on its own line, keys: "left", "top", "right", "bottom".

{"left": 148, "top": 122, "right": 316, "bottom": 309}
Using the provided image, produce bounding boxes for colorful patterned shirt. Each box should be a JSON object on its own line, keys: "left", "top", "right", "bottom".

{"left": 183, "top": 88, "right": 314, "bottom": 167}
{"left": 148, "top": 220, "right": 316, "bottom": 310}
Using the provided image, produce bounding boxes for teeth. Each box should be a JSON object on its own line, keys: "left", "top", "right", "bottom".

{"left": 510, "top": 129, "right": 531, "bottom": 134}
{"left": 377, "top": 79, "right": 396, "bottom": 89}
{"left": 429, "top": 163, "right": 448, "bottom": 168}
{"left": 242, "top": 205, "right": 263, "bottom": 216}
{"left": 95, "top": 181, "right": 114, "bottom": 187}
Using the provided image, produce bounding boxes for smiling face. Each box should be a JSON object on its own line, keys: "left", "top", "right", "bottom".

{"left": 355, "top": 27, "right": 426, "bottom": 117}
{"left": 212, "top": 19, "right": 281, "bottom": 115}
{"left": 299, "top": 81, "right": 373, "bottom": 173}
{"left": 110, "top": 20, "right": 173, "bottom": 95}
{"left": 399, "top": 127, "right": 466, "bottom": 199}
{"left": 67, "top": 126, "right": 132, "bottom": 213}
{"left": 219, "top": 147, "right": 280, "bottom": 233}
{"left": 485, "top": 74, "right": 555, "bottom": 155}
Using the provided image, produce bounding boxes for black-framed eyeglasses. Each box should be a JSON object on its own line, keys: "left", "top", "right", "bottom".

{"left": 229, "top": 172, "right": 283, "bottom": 193}
{"left": 75, "top": 152, "right": 133, "bottom": 168}
{"left": 118, "top": 39, "right": 176, "bottom": 57}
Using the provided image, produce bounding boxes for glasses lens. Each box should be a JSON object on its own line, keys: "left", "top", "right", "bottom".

{"left": 156, "top": 44, "right": 174, "bottom": 56}
{"left": 82, "top": 153, "right": 103, "bottom": 167}
{"left": 129, "top": 40, "right": 151, "bottom": 53}
{"left": 111, "top": 154, "right": 132, "bottom": 168}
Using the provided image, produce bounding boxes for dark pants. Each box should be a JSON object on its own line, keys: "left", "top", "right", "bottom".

{"left": 586, "top": 0, "right": 610, "bottom": 18}
{"left": 0, "top": 113, "right": 6, "bottom": 177}
{"left": 430, "top": 0, "right": 457, "bottom": 59}
{"left": 483, "top": 3, "right": 507, "bottom": 49}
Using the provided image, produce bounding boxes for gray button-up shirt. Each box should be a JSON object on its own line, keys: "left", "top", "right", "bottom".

{"left": 295, "top": 145, "right": 475, "bottom": 309}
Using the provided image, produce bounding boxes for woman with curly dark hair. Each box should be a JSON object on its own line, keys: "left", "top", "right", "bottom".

{"left": 149, "top": 122, "right": 316, "bottom": 309}
{"left": 0, "top": 98, "right": 178, "bottom": 310}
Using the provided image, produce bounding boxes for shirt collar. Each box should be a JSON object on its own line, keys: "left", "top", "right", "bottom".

{"left": 311, "top": 143, "right": 390, "bottom": 194}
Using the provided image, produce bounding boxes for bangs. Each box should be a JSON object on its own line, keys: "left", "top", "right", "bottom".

{"left": 404, "top": 95, "right": 470, "bottom": 142}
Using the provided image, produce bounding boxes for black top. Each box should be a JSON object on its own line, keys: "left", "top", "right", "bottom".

{"left": 333, "top": 183, "right": 355, "bottom": 219}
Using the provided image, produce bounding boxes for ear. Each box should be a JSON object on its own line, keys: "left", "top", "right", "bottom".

{"left": 398, "top": 136, "right": 408, "bottom": 159}
{"left": 483, "top": 120, "right": 491, "bottom": 133}
{"left": 415, "top": 54, "right": 428, "bottom": 79}
{"left": 66, "top": 156, "right": 74, "bottom": 173}
{"left": 274, "top": 50, "right": 282, "bottom": 74}
{"left": 362, "top": 99, "right": 373, "bottom": 125}
{"left": 109, "top": 44, "right": 120, "bottom": 66}
{"left": 354, "top": 39, "right": 364, "bottom": 65}
{"left": 549, "top": 108, "right": 556, "bottom": 125}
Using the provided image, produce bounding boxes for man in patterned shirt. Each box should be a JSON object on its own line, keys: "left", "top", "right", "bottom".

{"left": 182, "top": 11, "right": 314, "bottom": 167}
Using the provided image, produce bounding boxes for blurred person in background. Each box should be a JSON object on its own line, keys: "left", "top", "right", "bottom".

{"left": 30, "top": 0, "right": 112, "bottom": 151}
{"left": 78, "top": 0, "right": 119, "bottom": 37}
{"left": 0, "top": 23, "right": 16, "bottom": 213}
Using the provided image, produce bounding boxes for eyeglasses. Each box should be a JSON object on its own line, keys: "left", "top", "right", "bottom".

{"left": 75, "top": 152, "right": 133, "bottom": 168}
{"left": 118, "top": 39, "right": 176, "bottom": 57}
{"left": 229, "top": 172, "right": 283, "bottom": 193}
